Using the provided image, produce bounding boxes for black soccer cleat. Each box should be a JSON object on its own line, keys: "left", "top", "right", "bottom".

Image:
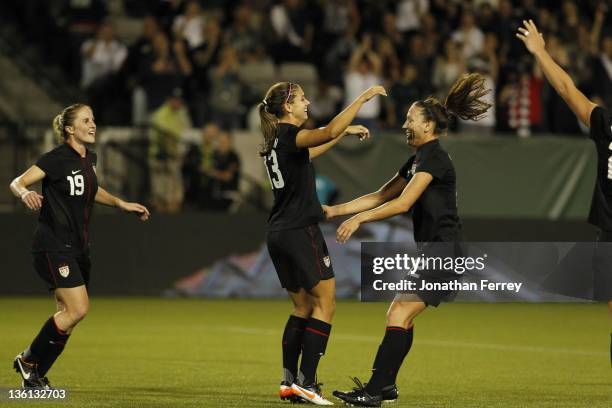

{"left": 380, "top": 383, "right": 399, "bottom": 403}
{"left": 333, "top": 377, "right": 383, "bottom": 407}
{"left": 13, "top": 354, "right": 51, "bottom": 389}
{"left": 334, "top": 380, "right": 398, "bottom": 404}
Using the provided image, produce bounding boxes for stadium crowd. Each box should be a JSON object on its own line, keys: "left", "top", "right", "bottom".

{"left": 14, "top": 0, "right": 612, "bottom": 135}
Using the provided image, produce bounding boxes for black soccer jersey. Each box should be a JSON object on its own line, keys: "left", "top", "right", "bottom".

{"left": 32, "top": 143, "right": 99, "bottom": 254}
{"left": 398, "top": 139, "right": 461, "bottom": 242}
{"left": 264, "top": 123, "right": 324, "bottom": 231}
{"left": 588, "top": 106, "right": 612, "bottom": 231}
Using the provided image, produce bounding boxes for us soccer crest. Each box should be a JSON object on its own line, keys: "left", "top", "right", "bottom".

{"left": 58, "top": 264, "right": 70, "bottom": 278}
{"left": 323, "top": 256, "right": 331, "bottom": 267}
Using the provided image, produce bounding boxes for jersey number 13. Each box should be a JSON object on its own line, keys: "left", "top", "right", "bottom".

{"left": 264, "top": 150, "right": 285, "bottom": 189}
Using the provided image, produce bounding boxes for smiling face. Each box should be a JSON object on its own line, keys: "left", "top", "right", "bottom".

{"left": 67, "top": 106, "right": 96, "bottom": 144}
{"left": 284, "top": 86, "right": 310, "bottom": 125}
{"left": 402, "top": 103, "right": 433, "bottom": 147}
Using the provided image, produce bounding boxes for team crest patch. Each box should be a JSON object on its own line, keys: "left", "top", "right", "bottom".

{"left": 58, "top": 264, "right": 70, "bottom": 278}
{"left": 323, "top": 256, "right": 331, "bottom": 267}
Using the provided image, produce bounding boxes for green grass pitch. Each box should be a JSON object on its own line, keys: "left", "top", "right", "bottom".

{"left": 0, "top": 298, "right": 610, "bottom": 407}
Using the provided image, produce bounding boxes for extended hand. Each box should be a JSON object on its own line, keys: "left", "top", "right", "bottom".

{"left": 359, "top": 86, "right": 387, "bottom": 104}
{"left": 119, "top": 201, "right": 150, "bottom": 221}
{"left": 345, "top": 125, "right": 370, "bottom": 141}
{"left": 336, "top": 217, "right": 361, "bottom": 243}
{"left": 22, "top": 191, "right": 43, "bottom": 211}
{"left": 516, "top": 19, "right": 545, "bottom": 55}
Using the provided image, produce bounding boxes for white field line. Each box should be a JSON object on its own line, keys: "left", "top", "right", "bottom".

{"left": 212, "top": 326, "right": 607, "bottom": 357}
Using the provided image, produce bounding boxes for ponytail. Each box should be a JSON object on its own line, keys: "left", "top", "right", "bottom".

{"left": 259, "top": 101, "right": 278, "bottom": 156}
{"left": 416, "top": 73, "right": 492, "bottom": 135}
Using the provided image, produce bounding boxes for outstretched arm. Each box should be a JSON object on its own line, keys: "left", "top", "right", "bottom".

{"left": 324, "top": 173, "right": 408, "bottom": 220}
{"left": 309, "top": 125, "right": 370, "bottom": 159}
{"left": 516, "top": 19, "right": 596, "bottom": 127}
{"left": 295, "top": 86, "right": 386, "bottom": 149}
{"left": 95, "top": 187, "right": 150, "bottom": 221}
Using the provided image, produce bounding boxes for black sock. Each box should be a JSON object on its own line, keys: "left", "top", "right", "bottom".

{"left": 366, "top": 326, "right": 411, "bottom": 395}
{"left": 390, "top": 326, "right": 413, "bottom": 384}
{"left": 23, "top": 317, "right": 70, "bottom": 376}
{"left": 281, "top": 315, "right": 308, "bottom": 383}
{"left": 298, "top": 318, "right": 331, "bottom": 385}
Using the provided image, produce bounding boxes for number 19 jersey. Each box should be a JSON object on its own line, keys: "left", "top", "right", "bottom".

{"left": 33, "top": 143, "right": 99, "bottom": 254}
{"left": 265, "top": 123, "right": 324, "bottom": 231}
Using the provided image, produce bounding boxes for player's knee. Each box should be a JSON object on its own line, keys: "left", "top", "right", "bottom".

{"left": 294, "top": 303, "right": 313, "bottom": 318}
{"left": 312, "top": 297, "right": 335, "bottom": 318}
{"left": 67, "top": 302, "right": 89, "bottom": 323}
{"left": 387, "top": 303, "right": 418, "bottom": 327}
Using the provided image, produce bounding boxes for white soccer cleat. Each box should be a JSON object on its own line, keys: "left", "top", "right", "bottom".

{"left": 291, "top": 382, "right": 334, "bottom": 405}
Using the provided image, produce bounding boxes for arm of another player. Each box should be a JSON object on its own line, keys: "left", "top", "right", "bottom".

{"left": 323, "top": 173, "right": 408, "bottom": 221}
{"left": 336, "top": 172, "right": 432, "bottom": 243}
{"left": 95, "top": 187, "right": 150, "bottom": 221}
{"left": 9, "top": 165, "right": 46, "bottom": 210}
{"left": 309, "top": 125, "right": 370, "bottom": 159}
{"left": 516, "top": 19, "right": 597, "bottom": 127}
{"left": 295, "top": 86, "right": 386, "bottom": 149}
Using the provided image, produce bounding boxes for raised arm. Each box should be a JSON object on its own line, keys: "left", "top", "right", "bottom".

{"left": 95, "top": 187, "right": 150, "bottom": 221}
{"left": 516, "top": 19, "right": 596, "bottom": 127}
{"left": 10, "top": 165, "right": 46, "bottom": 211}
{"left": 324, "top": 173, "right": 409, "bottom": 220}
{"left": 336, "top": 172, "right": 432, "bottom": 243}
{"left": 295, "top": 86, "right": 386, "bottom": 149}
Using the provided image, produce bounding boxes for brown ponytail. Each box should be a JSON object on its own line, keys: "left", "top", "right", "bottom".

{"left": 416, "top": 73, "right": 492, "bottom": 135}
{"left": 52, "top": 103, "right": 89, "bottom": 143}
{"left": 258, "top": 82, "right": 300, "bottom": 156}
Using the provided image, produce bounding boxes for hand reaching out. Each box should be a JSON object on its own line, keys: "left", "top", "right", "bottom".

{"left": 516, "top": 19, "right": 545, "bottom": 55}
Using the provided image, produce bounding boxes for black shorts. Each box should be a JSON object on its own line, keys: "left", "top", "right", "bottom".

{"left": 33, "top": 252, "right": 91, "bottom": 291}
{"left": 396, "top": 241, "right": 464, "bottom": 307}
{"left": 267, "top": 224, "right": 334, "bottom": 292}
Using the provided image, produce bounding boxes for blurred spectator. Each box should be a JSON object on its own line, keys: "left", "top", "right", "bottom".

{"left": 172, "top": 0, "right": 206, "bottom": 50}
{"left": 269, "top": 0, "right": 313, "bottom": 63}
{"left": 201, "top": 129, "right": 241, "bottom": 211}
{"left": 148, "top": 89, "right": 192, "bottom": 213}
{"left": 559, "top": 0, "right": 580, "bottom": 44}
{"left": 80, "top": 21, "right": 127, "bottom": 89}
{"left": 208, "top": 46, "right": 244, "bottom": 130}
{"left": 124, "top": 15, "right": 160, "bottom": 82}
{"left": 394, "top": 0, "right": 429, "bottom": 35}
{"left": 225, "top": 3, "right": 265, "bottom": 63}
{"left": 420, "top": 12, "right": 441, "bottom": 58}
{"left": 188, "top": 18, "right": 222, "bottom": 126}
{"left": 344, "top": 35, "right": 383, "bottom": 130}
{"left": 182, "top": 123, "right": 220, "bottom": 209}
{"left": 452, "top": 10, "right": 484, "bottom": 60}
{"left": 432, "top": 38, "right": 465, "bottom": 103}
{"left": 80, "top": 20, "right": 128, "bottom": 124}
{"left": 308, "top": 80, "right": 343, "bottom": 126}
{"left": 498, "top": 61, "right": 543, "bottom": 137}
{"left": 386, "top": 63, "right": 423, "bottom": 127}
{"left": 404, "top": 33, "right": 434, "bottom": 95}
{"left": 135, "top": 31, "right": 192, "bottom": 122}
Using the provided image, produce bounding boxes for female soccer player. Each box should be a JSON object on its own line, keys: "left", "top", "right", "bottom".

{"left": 516, "top": 19, "right": 612, "bottom": 361}
{"left": 326, "top": 73, "right": 492, "bottom": 407}
{"left": 260, "top": 81, "right": 385, "bottom": 405}
{"left": 10, "top": 104, "right": 150, "bottom": 388}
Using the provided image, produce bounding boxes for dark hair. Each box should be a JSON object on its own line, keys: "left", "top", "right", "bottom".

{"left": 52, "top": 103, "right": 89, "bottom": 143}
{"left": 416, "top": 73, "right": 492, "bottom": 134}
{"left": 258, "top": 82, "right": 300, "bottom": 156}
